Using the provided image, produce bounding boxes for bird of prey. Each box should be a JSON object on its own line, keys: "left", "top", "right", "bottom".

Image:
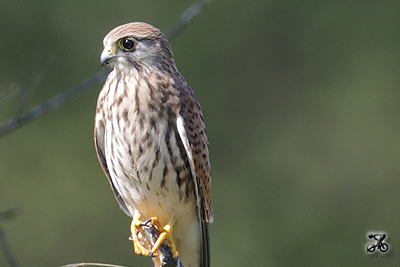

{"left": 94, "top": 22, "right": 213, "bottom": 267}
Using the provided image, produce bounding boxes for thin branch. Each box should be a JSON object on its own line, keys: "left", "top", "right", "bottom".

{"left": 0, "top": 84, "right": 20, "bottom": 105}
{"left": 10, "top": 56, "right": 53, "bottom": 120}
{"left": 163, "top": 0, "right": 211, "bottom": 41}
{"left": 61, "top": 263, "right": 131, "bottom": 267}
{"left": 0, "top": 226, "right": 18, "bottom": 267}
{"left": 0, "top": 207, "right": 21, "bottom": 223}
{"left": 0, "top": 0, "right": 211, "bottom": 138}
{"left": 62, "top": 222, "right": 184, "bottom": 267}
{"left": 140, "top": 221, "right": 184, "bottom": 267}
{"left": 0, "top": 207, "right": 21, "bottom": 267}
{"left": 0, "top": 70, "right": 109, "bottom": 137}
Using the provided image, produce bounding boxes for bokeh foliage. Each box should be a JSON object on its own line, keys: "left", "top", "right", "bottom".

{"left": 1, "top": 0, "right": 400, "bottom": 266}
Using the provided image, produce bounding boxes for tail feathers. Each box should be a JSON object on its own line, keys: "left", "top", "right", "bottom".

{"left": 200, "top": 220, "right": 210, "bottom": 267}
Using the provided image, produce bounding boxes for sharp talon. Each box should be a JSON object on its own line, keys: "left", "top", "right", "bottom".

{"left": 140, "top": 217, "right": 153, "bottom": 226}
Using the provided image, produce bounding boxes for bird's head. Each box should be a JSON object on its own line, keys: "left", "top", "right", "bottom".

{"left": 100, "top": 22, "right": 175, "bottom": 72}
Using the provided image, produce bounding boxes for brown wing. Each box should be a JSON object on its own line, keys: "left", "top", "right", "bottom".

{"left": 178, "top": 81, "right": 213, "bottom": 223}
{"left": 94, "top": 118, "right": 131, "bottom": 216}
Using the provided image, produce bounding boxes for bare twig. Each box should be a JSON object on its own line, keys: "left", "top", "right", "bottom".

{"left": 0, "top": 226, "right": 18, "bottom": 267}
{"left": 0, "top": 0, "right": 211, "bottom": 138}
{"left": 163, "top": 0, "right": 211, "bottom": 41}
{"left": 140, "top": 220, "right": 184, "bottom": 267}
{"left": 0, "top": 70, "right": 109, "bottom": 137}
{"left": 0, "top": 207, "right": 21, "bottom": 267}
{"left": 0, "top": 207, "right": 21, "bottom": 223}
{"left": 61, "top": 263, "right": 131, "bottom": 267}
{"left": 0, "top": 84, "right": 20, "bottom": 104}
{"left": 10, "top": 56, "right": 53, "bottom": 120}
{"left": 61, "top": 221, "right": 184, "bottom": 267}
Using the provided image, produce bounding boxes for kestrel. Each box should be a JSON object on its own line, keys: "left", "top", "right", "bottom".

{"left": 94, "top": 22, "right": 213, "bottom": 267}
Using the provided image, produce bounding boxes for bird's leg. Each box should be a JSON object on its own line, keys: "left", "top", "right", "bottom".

{"left": 151, "top": 218, "right": 178, "bottom": 258}
{"left": 131, "top": 213, "right": 153, "bottom": 256}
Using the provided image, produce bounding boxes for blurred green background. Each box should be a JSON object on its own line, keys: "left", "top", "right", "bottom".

{"left": 1, "top": 0, "right": 399, "bottom": 266}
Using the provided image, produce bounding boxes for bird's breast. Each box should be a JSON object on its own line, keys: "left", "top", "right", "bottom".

{"left": 101, "top": 71, "right": 195, "bottom": 223}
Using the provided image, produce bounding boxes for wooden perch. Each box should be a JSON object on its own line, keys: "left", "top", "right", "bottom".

{"left": 61, "top": 223, "right": 184, "bottom": 267}
{"left": 139, "top": 220, "right": 184, "bottom": 267}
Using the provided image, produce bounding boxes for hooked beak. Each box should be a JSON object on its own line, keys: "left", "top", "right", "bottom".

{"left": 100, "top": 47, "right": 116, "bottom": 67}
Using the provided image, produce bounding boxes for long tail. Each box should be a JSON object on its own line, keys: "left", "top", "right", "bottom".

{"left": 200, "top": 220, "right": 210, "bottom": 267}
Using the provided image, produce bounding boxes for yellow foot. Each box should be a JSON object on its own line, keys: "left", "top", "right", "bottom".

{"left": 131, "top": 213, "right": 154, "bottom": 256}
{"left": 130, "top": 214, "right": 178, "bottom": 258}
{"left": 152, "top": 222, "right": 178, "bottom": 258}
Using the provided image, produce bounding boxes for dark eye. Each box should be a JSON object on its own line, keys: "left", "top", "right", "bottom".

{"left": 119, "top": 37, "right": 136, "bottom": 51}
